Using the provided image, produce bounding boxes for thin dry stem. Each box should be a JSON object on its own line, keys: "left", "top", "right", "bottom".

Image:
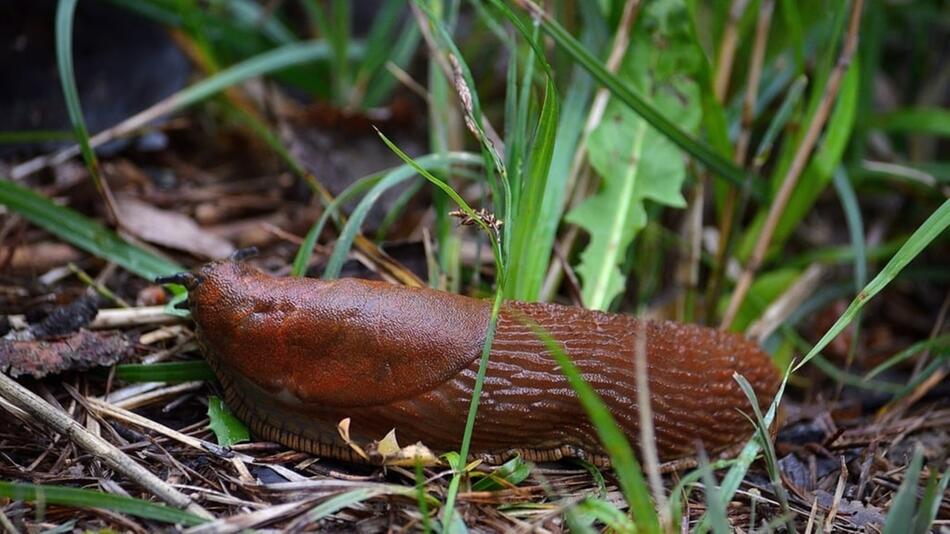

{"left": 0, "top": 372, "right": 213, "bottom": 519}
{"left": 633, "top": 321, "right": 669, "bottom": 529}
{"left": 713, "top": 0, "right": 752, "bottom": 101}
{"left": 745, "top": 263, "right": 824, "bottom": 343}
{"left": 721, "top": 0, "right": 865, "bottom": 329}
{"left": 705, "top": 0, "right": 774, "bottom": 324}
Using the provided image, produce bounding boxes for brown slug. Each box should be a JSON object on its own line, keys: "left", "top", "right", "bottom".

{"left": 162, "top": 260, "right": 780, "bottom": 467}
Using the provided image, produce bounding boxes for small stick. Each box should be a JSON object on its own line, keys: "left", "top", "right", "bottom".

{"left": 713, "top": 0, "right": 752, "bottom": 100}
{"left": 0, "top": 372, "right": 213, "bottom": 519}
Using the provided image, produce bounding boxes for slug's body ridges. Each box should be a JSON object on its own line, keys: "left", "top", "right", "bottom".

{"left": 187, "top": 262, "right": 781, "bottom": 466}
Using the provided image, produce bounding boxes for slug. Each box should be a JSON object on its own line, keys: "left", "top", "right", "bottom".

{"left": 161, "top": 260, "right": 780, "bottom": 467}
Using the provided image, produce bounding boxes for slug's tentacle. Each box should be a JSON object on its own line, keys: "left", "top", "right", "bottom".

{"left": 155, "top": 272, "right": 199, "bottom": 288}
{"left": 185, "top": 261, "right": 782, "bottom": 466}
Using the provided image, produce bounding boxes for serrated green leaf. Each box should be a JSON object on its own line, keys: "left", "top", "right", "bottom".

{"left": 566, "top": 0, "right": 701, "bottom": 310}
{"left": 207, "top": 396, "right": 250, "bottom": 447}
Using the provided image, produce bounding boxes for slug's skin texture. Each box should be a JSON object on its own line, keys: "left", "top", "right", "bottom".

{"left": 183, "top": 261, "right": 781, "bottom": 466}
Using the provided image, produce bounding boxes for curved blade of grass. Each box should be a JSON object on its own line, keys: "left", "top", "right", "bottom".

{"left": 292, "top": 173, "right": 386, "bottom": 277}
{"left": 513, "top": 0, "right": 752, "bottom": 193}
{"left": 14, "top": 40, "right": 363, "bottom": 178}
{"left": 913, "top": 468, "right": 949, "bottom": 534}
{"left": 883, "top": 447, "right": 923, "bottom": 534}
{"left": 112, "top": 362, "right": 215, "bottom": 383}
{"left": 367, "top": 136, "right": 506, "bottom": 530}
{"left": 794, "top": 199, "right": 950, "bottom": 372}
{"left": 864, "top": 334, "right": 950, "bottom": 380}
{"left": 734, "top": 374, "right": 793, "bottom": 532}
{"left": 207, "top": 395, "right": 250, "bottom": 447}
{"left": 0, "top": 481, "right": 207, "bottom": 526}
{"left": 524, "top": 319, "right": 658, "bottom": 532}
{"left": 320, "top": 150, "right": 484, "bottom": 279}
{"left": 697, "top": 452, "right": 730, "bottom": 534}
{"left": 55, "top": 0, "right": 106, "bottom": 200}
{"left": 0, "top": 179, "right": 182, "bottom": 280}
{"left": 698, "top": 364, "right": 791, "bottom": 531}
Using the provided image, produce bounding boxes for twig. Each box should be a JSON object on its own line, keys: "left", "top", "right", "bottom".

{"left": 721, "top": 0, "right": 865, "bottom": 329}
{"left": 713, "top": 0, "right": 752, "bottom": 101}
{"left": 0, "top": 372, "right": 213, "bottom": 519}
{"left": 705, "top": 0, "right": 774, "bottom": 323}
{"left": 745, "top": 263, "right": 825, "bottom": 343}
{"left": 633, "top": 321, "right": 669, "bottom": 530}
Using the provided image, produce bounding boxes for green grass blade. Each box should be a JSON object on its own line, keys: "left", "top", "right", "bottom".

{"left": 869, "top": 107, "right": 950, "bottom": 137}
{"left": 112, "top": 362, "right": 215, "bottom": 383}
{"left": 734, "top": 374, "right": 793, "bottom": 531}
{"left": 517, "top": 0, "right": 751, "bottom": 192}
{"left": 697, "top": 454, "right": 730, "bottom": 534}
{"left": 864, "top": 334, "right": 950, "bottom": 380}
{"left": 170, "top": 40, "right": 361, "bottom": 111}
{"left": 699, "top": 366, "right": 790, "bottom": 530}
{"left": 292, "top": 173, "right": 385, "bottom": 277}
{"left": 794, "top": 199, "right": 950, "bottom": 371}
{"left": 0, "top": 481, "right": 207, "bottom": 526}
{"left": 320, "top": 151, "right": 484, "bottom": 280}
{"left": 525, "top": 320, "right": 659, "bottom": 532}
{"left": 507, "top": 77, "right": 560, "bottom": 301}
{"left": 223, "top": 0, "right": 297, "bottom": 44}
{"left": 471, "top": 456, "right": 532, "bottom": 491}
{"left": 913, "top": 468, "right": 949, "bottom": 534}
{"left": 751, "top": 75, "right": 808, "bottom": 168}
{"left": 883, "top": 447, "right": 923, "bottom": 534}
{"left": 55, "top": 0, "right": 104, "bottom": 192}
{"left": 0, "top": 130, "right": 74, "bottom": 144}
{"left": 0, "top": 179, "right": 182, "bottom": 280}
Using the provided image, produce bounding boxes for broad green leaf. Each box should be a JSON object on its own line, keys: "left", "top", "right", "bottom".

{"left": 567, "top": 0, "right": 702, "bottom": 310}
{"left": 207, "top": 396, "right": 250, "bottom": 447}
{"left": 471, "top": 456, "right": 532, "bottom": 491}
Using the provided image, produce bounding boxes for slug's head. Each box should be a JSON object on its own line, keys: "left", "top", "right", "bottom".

{"left": 155, "top": 247, "right": 261, "bottom": 312}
